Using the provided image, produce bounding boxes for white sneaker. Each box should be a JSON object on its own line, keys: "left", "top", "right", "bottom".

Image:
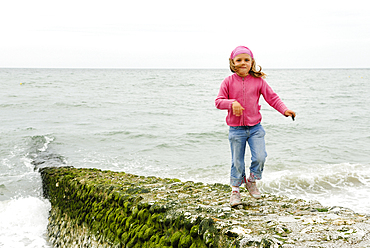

{"left": 230, "top": 191, "right": 241, "bottom": 207}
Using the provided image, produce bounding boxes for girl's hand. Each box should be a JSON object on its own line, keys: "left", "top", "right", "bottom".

{"left": 284, "top": 110, "right": 296, "bottom": 119}
{"left": 232, "top": 101, "right": 245, "bottom": 116}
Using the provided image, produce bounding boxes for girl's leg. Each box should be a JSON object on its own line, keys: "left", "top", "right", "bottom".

{"left": 247, "top": 123, "right": 267, "bottom": 181}
{"left": 245, "top": 124, "right": 267, "bottom": 199}
{"left": 228, "top": 126, "right": 248, "bottom": 187}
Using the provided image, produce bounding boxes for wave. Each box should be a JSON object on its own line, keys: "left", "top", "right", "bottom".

{"left": 52, "top": 101, "right": 102, "bottom": 108}
{"left": 0, "top": 197, "right": 52, "bottom": 248}
{"left": 261, "top": 163, "right": 370, "bottom": 214}
{"left": 0, "top": 134, "right": 57, "bottom": 247}
{"left": 17, "top": 135, "right": 67, "bottom": 171}
{"left": 186, "top": 131, "right": 227, "bottom": 140}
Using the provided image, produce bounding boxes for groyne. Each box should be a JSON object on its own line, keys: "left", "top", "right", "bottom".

{"left": 40, "top": 166, "right": 370, "bottom": 247}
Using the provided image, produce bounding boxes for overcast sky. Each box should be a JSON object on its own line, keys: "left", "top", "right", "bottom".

{"left": 1, "top": 0, "right": 369, "bottom": 69}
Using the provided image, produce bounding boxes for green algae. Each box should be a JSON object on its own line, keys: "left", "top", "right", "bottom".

{"left": 43, "top": 166, "right": 363, "bottom": 248}
{"left": 40, "top": 166, "right": 222, "bottom": 247}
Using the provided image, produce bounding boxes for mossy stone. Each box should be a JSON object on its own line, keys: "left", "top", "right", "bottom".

{"left": 190, "top": 225, "right": 199, "bottom": 238}
{"left": 171, "top": 231, "right": 182, "bottom": 247}
{"left": 121, "top": 232, "right": 130, "bottom": 244}
{"left": 143, "top": 209, "right": 150, "bottom": 222}
{"left": 41, "top": 167, "right": 259, "bottom": 248}
{"left": 260, "top": 238, "right": 273, "bottom": 248}
{"left": 103, "top": 228, "right": 109, "bottom": 236}
{"left": 146, "top": 213, "right": 153, "bottom": 226}
{"left": 104, "top": 208, "right": 113, "bottom": 221}
{"left": 131, "top": 220, "right": 140, "bottom": 230}
{"left": 117, "top": 228, "right": 123, "bottom": 238}
{"left": 108, "top": 212, "right": 116, "bottom": 223}
{"left": 159, "top": 236, "right": 167, "bottom": 246}
{"left": 92, "top": 221, "right": 101, "bottom": 233}
{"left": 116, "top": 215, "right": 123, "bottom": 225}
{"left": 137, "top": 209, "right": 145, "bottom": 222}
{"left": 166, "top": 227, "right": 174, "bottom": 236}
{"left": 108, "top": 230, "right": 116, "bottom": 242}
{"left": 138, "top": 224, "right": 148, "bottom": 240}
{"left": 165, "top": 236, "right": 172, "bottom": 246}
{"left": 179, "top": 234, "right": 192, "bottom": 248}
{"left": 154, "top": 221, "right": 161, "bottom": 230}
{"left": 132, "top": 207, "right": 139, "bottom": 218}
{"left": 150, "top": 203, "right": 164, "bottom": 213}
{"left": 132, "top": 225, "right": 144, "bottom": 236}
{"left": 143, "top": 227, "right": 154, "bottom": 240}
{"left": 164, "top": 215, "right": 172, "bottom": 227}
{"left": 203, "top": 230, "right": 213, "bottom": 246}
{"left": 139, "top": 202, "right": 150, "bottom": 210}
{"left": 123, "top": 201, "right": 130, "bottom": 212}
{"left": 189, "top": 243, "right": 197, "bottom": 248}
{"left": 126, "top": 216, "right": 134, "bottom": 230}
{"left": 113, "top": 192, "right": 120, "bottom": 201}
{"left": 199, "top": 218, "right": 215, "bottom": 236}
{"left": 126, "top": 233, "right": 138, "bottom": 248}
{"left": 110, "top": 222, "right": 116, "bottom": 232}
{"left": 149, "top": 233, "right": 160, "bottom": 243}
{"left": 113, "top": 236, "right": 121, "bottom": 247}
{"left": 126, "top": 239, "right": 135, "bottom": 248}
{"left": 96, "top": 213, "right": 103, "bottom": 221}
{"left": 174, "top": 214, "right": 184, "bottom": 229}
{"left": 151, "top": 213, "right": 159, "bottom": 223}
{"left": 118, "top": 195, "right": 125, "bottom": 206}
{"left": 183, "top": 219, "right": 192, "bottom": 231}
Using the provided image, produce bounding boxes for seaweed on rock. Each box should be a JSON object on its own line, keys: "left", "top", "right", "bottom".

{"left": 41, "top": 167, "right": 370, "bottom": 248}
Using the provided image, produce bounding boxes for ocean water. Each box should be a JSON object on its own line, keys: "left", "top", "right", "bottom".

{"left": 1, "top": 68, "right": 369, "bottom": 247}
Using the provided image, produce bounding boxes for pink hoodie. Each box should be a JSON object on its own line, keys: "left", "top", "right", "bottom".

{"left": 215, "top": 73, "right": 288, "bottom": 126}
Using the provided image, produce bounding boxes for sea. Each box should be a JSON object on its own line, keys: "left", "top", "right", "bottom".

{"left": 1, "top": 68, "right": 369, "bottom": 247}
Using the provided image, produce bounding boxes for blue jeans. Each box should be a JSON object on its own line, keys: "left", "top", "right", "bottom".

{"left": 228, "top": 124, "right": 267, "bottom": 186}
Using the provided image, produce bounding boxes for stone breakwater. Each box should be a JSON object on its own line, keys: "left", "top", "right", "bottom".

{"left": 40, "top": 167, "right": 370, "bottom": 248}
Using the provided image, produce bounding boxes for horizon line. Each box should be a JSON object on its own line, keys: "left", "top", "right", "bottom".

{"left": 1, "top": 67, "right": 369, "bottom": 70}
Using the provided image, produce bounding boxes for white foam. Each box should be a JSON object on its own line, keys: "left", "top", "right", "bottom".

{"left": 0, "top": 197, "right": 52, "bottom": 248}
{"left": 37, "top": 136, "right": 54, "bottom": 152}
{"left": 262, "top": 163, "right": 370, "bottom": 214}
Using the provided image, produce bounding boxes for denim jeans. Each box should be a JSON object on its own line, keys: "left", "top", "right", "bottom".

{"left": 228, "top": 124, "right": 267, "bottom": 186}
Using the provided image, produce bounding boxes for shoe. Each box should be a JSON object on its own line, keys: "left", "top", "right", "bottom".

{"left": 245, "top": 181, "right": 261, "bottom": 199}
{"left": 230, "top": 191, "right": 241, "bottom": 207}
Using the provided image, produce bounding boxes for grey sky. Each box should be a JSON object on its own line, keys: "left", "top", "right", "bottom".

{"left": 1, "top": 0, "right": 369, "bottom": 68}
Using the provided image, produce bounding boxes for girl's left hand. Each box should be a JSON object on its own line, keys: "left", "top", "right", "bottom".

{"left": 284, "top": 110, "right": 296, "bottom": 118}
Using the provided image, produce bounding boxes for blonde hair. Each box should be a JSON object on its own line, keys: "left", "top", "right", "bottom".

{"left": 229, "top": 58, "right": 266, "bottom": 78}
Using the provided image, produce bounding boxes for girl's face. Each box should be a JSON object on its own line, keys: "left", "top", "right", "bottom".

{"left": 233, "top": 53, "right": 252, "bottom": 77}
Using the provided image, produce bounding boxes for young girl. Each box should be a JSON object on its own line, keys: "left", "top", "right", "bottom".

{"left": 215, "top": 46, "right": 295, "bottom": 207}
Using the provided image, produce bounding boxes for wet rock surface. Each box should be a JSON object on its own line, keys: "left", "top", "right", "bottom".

{"left": 40, "top": 167, "right": 370, "bottom": 247}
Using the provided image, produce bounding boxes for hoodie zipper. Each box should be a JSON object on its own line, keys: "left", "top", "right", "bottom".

{"left": 242, "top": 77, "right": 245, "bottom": 126}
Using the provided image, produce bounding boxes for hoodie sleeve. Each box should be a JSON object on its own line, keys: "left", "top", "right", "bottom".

{"left": 260, "top": 79, "right": 288, "bottom": 115}
{"left": 215, "top": 78, "right": 235, "bottom": 110}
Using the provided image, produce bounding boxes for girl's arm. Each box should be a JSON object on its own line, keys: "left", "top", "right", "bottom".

{"left": 261, "top": 80, "right": 291, "bottom": 116}
{"left": 215, "top": 80, "right": 235, "bottom": 110}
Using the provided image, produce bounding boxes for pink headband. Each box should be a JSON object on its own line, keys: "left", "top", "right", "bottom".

{"left": 230, "top": 46, "right": 254, "bottom": 60}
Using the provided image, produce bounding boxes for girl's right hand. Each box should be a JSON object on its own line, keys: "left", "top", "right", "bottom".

{"left": 232, "top": 101, "right": 245, "bottom": 116}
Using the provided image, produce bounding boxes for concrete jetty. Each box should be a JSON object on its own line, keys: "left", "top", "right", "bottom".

{"left": 40, "top": 166, "right": 370, "bottom": 247}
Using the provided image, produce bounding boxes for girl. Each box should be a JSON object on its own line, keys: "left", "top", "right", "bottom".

{"left": 215, "top": 46, "right": 295, "bottom": 207}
